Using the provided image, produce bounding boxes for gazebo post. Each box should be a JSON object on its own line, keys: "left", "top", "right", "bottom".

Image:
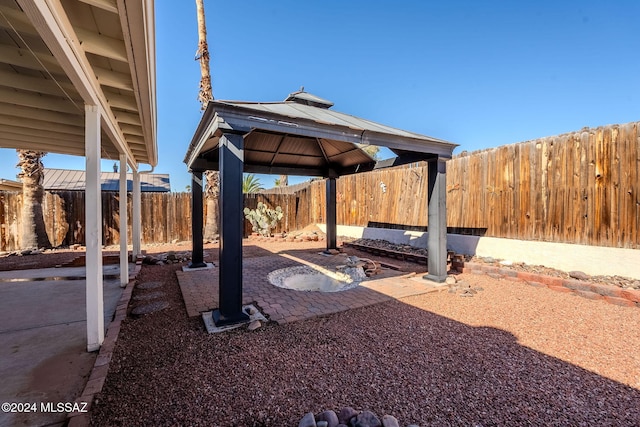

{"left": 188, "top": 171, "right": 207, "bottom": 268}
{"left": 325, "top": 177, "right": 337, "bottom": 252}
{"left": 423, "top": 157, "right": 448, "bottom": 282}
{"left": 214, "top": 132, "right": 249, "bottom": 326}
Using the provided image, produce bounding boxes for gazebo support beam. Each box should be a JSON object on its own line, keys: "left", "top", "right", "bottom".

{"left": 213, "top": 133, "right": 249, "bottom": 326}
{"left": 325, "top": 177, "right": 337, "bottom": 251}
{"left": 188, "top": 171, "right": 206, "bottom": 268}
{"left": 424, "top": 157, "right": 448, "bottom": 282}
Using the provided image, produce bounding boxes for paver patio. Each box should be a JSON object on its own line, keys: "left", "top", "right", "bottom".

{"left": 176, "top": 241, "right": 445, "bottom": 323}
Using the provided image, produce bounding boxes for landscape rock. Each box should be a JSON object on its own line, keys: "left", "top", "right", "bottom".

{"left": 247, "top": 320, "right": 262, "bottom": 331}
{"left": 299, "top": 412, "right": 317, "bottom": 427}
{"left": 131, "top": 301, "right": 169, "bottom": 316}
{"left": 445, "top": 275, "right": 457, "bottom": 285}
{"left": 569, "top": 270, "right": 590, "bottom": 281}
{"left": 317, "top": 422, "right": 328, "bottom": 427}
{"left": 381, "top": 415, "right": 400, "bottom": 427}
{"left": 142, "top": 256, "right": 158, "bottom": 265}
{"left": 133, "top": 291, "right": 165, "bottom": 301}
{"left": 338, "top": 407, "right": 358, "bottom": 424}
{"left": 316, "top": 410, "right": 339, "bottom": 427}
{"left": 352, "top": 410, "right": 381, "bottom": 427}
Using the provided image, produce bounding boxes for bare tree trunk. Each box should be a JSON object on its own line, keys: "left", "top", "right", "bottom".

{"left": 203, "top": 170, "right": 219, "bottom": 240}
{"left": 17, "top": 150, "right": 51, "bottom": 249}
{"left": 195, "top": 0, "right": 219, "bottom": 240}
{"left": 278, "top": 175, "right": 288, "bottom": 187}
{"left": 195, "top": 0, "right": 213, "bottom": 107}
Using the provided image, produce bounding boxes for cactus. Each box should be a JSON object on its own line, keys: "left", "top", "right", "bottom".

{"left": 243, "top": 202, "right": 284, "bottom": 236}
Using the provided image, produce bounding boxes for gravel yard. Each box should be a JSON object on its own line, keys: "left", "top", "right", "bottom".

{"left": 2, "top": 241, "right": 638, "bottom": 426}
{"left": 87, "top": 243, "right": 640, "bottom": 427}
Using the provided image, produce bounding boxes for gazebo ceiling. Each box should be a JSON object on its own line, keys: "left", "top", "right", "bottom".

{"left": 184, "top": 90, "right": 458, "bottom": 177}
{"left": 0, "top": 0, "right": 157, "bottom": 167}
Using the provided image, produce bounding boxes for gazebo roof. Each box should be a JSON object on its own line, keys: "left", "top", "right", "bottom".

{"left": 184, "top": 90, "right": 457, "bottom": 177}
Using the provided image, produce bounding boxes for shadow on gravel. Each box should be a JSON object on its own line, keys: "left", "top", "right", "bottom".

{"left": 92, "top": 261, "right": 640, "bottom": 427}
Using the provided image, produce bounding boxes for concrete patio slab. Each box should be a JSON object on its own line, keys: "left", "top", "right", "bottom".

{"left": 0, "top": 263, "right": 136, "bottom": 427}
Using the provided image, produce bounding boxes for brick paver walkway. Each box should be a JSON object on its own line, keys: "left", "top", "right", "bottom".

{"left": 176, "top": 241, "right": 444, "bottom": 323}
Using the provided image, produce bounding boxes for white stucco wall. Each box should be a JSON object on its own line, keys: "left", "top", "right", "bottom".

{"left": 317, "top": 224, "right": 640, "bottom": 280}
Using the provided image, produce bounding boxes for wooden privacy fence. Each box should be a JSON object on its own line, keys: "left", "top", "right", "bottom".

{"left": 1, "top": 121, "right": 638, "bottom": 251}
{"left": 298, "top": 121, "right": 640, "bottom": 249}
{"left": 0, "top": 191, "right": 304, "bottom": 251}
{"left": 0, "top": 191, "right": 194, "bottom": 251}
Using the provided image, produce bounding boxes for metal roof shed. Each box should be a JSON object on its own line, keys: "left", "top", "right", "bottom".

{"left": 184, "top": 90, "right": 457, "bottom": 327}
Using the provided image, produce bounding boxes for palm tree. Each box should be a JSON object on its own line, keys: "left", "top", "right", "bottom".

{"left": 195, "top": 0, "right": 219, "bottom": 240}
{"left": 243, "top": 174, "right": 264, "bottom": 193}
{"left": 16, "top": 150, "right": 51, "bottom": 249}
{"left": 278, "top": 174, "right": 288, "bottom": 187}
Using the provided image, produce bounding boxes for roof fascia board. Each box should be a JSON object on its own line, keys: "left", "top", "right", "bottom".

{"left": 77, "top": 0, "right": 118, "bottom": 13}
{"left": 18, "top": 0, "right": 138, "bottom": 170}
{"left": 361, "top": 131, "right": 457, "bottom": 159}
{"left": 117, "top": 0, "right": 157, "bottom": 167}
{"left": 184, "top": 104, "right": 223, "bottom": 168}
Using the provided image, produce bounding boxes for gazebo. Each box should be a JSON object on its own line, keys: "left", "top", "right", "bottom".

{"left": 184, "top": 90, "right": 457, "bottom": 326}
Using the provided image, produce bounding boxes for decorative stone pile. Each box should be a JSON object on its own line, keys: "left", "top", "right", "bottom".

{"left": 248, "top": 230, "right": 325, "bottom": 242}
{"left": 298, "top": 407, "right": 419, "bottom": 427}
{"left": 0, "top": 248, "right": 48, "bottom": 257}
{"left": 347, "top": 238, "right": 428, "bottom": 258}
{"left": 141, "top": 251, "right": 193, "bottom": 265}
{"left": 445, "top": 274, "right": 484, "bottom": 297}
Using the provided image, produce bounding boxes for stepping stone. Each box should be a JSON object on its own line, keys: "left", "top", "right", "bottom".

{"left": 131, "top": 301, "right": 169, "bottom": 315}
{"left": 133, "top": 291, "right": 165, "bottom": 301}
{"left": 137, "top": 281, "right": 163, "bottom": 290}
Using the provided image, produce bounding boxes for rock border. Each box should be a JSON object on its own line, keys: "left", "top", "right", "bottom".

{"left": 459, "top": 262, "right": 640, "bottom": 308}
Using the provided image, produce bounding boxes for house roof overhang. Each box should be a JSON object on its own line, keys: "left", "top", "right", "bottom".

{"left": 184, "top": 96, "right": 458, "bottom": 177}
{"left": 0, "top": 0, "right": 157, "bottom": 170}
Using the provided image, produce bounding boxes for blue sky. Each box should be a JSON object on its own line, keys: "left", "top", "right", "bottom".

{"left": 1, "top": 1, "right": 639, "bottom": 191}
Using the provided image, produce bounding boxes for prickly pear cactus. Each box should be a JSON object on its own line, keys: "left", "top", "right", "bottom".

{"left": 244, "top": 202, "right": 284, "bottom": 236}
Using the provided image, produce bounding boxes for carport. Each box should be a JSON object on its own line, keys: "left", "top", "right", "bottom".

{"left": 0, "top": 0, "right": 156, "bottom": 351}
{"left": 184, "top": 90, "right": 457, "bottom": 326}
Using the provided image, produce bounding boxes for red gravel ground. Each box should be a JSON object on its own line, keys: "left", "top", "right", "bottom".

{"left": 84, "top": 243, "right": 640, "bottom": 427}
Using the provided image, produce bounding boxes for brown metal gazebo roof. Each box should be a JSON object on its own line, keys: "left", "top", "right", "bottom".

{"left": 184, "top": 90, "right": 457, "bottom": 176}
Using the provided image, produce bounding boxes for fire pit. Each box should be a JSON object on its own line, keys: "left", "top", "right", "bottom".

{"left": 267, "top": 264, "right": 366, "bottom": 292}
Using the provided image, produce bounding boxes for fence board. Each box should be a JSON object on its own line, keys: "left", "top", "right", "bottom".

{"left": 1, "top": 122, "right": 639, "bottom": 251}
